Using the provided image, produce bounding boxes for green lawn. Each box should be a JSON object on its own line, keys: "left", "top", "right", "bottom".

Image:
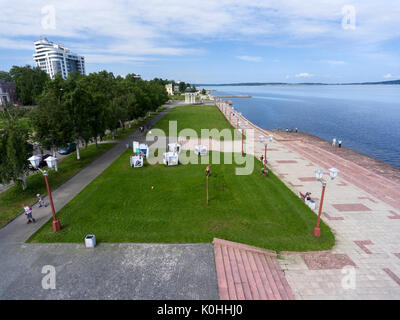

{"left": 153, "top": 105, "right": 239, "bottom": 140}
{"left": 29, "top": 149, "right": 334, "bottom": 252}
{"left": 0, "top": 143, "right": 115, "bottom": 228}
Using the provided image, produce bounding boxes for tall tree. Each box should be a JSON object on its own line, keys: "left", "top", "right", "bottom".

{"left": 64, "top": 73, "right": 92, "bottom": 159}
{"left": 80, "top": 72, "right": 110, "bottom": 149}
{"left": 9, "top": 65, "right": 49, "bottom": 105}
{"left": 0, "top": 109, "right": 33, "bottom": 190}
{"left": 31, "top": 75, "right": 73, "bottom": 156}
{"left": 0, "top": 71, "right": 12, "bottom": 82}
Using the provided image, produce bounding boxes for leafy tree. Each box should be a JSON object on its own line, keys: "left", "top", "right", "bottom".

{"left": 179, "top": 81, "right": 187, "bottom": 93}
{"left": 9, "top": 65, "right": 49, "bottom": 105}
{"left": 30, "top": 75, "right": 73, "bottom": 155}
{"left": 125, "top": 73, "right": 141, "bottom": 83}
{"left": 80, "top": 72, "right": 110, "bottom": 149}
{"left": 0, "top": 71, "right": 12, "bottom": 82}
{"left": 201, "top": 88, "right": 207, "bottom": 95}
{"left": 63, "top": 73, "right": 92, "bottom": 159}
{"left": 0, "top": 108, "right": 33, "bottom": 190}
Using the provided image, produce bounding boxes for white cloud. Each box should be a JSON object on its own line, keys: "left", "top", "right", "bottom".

{"left": 1, "top": 0, "right": 400, "bottom": 66}
{"left": 383, "top": 73, "right": 393, "bottom": 79}
{"left": 295, "top": 73, "right": 314, "bottom": 78}
{"left": 84, "top": 54, "right": 157, "bottom": 64}
{"left": 236, "top": 55, "right": 262, "bottom": 62}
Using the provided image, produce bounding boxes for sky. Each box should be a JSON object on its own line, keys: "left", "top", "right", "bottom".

{"left": 0, "top": 0, "right": 399, "bottom": 84}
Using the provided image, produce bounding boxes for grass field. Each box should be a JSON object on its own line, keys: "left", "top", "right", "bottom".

{"left": 0, "top": 143, "right": 115, "bottom": 228}
{"left": 28, "top": 104, "right": 334, "bottom": 251}
{"left": 29, "top": 149, "right": 334, "bottom": 252}
{"left": 153, "top": 105, "right": 240, "bottom": 140}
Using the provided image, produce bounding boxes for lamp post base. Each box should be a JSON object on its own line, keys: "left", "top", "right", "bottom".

{"left": 313, "top": 227, "right": 321, "bottom": 237}
{"left": 52, "top": 220, "right": 61, "bottom": 232}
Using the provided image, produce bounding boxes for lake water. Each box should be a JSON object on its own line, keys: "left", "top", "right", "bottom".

{"left": 203, "top": 85, "right": 400, "bottom": 168}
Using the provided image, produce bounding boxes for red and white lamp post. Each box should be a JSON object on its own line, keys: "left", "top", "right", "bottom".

{"left": 313, "top": 167, "right": 339, "bottom": 237}
{"left": 28, "top": 155, "right": 61, "bottom": 232}
{"left": 238, "top": 121, "right": 247, "bottom": 155}
{"left": 259, "top": 134, "right": 273, "bottom": 176}
{"left": 206, "top": 165, "right": 210, "bottom": 205}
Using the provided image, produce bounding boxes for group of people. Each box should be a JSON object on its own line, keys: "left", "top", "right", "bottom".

{"left": 277, "top": 127, "right": 298, "bottom": 133}
{"left": 139, "top": 124, "right": 151, "bottom": 133}
{"left": 332, "top": 137, "right": 343, "bottom": 148}
{"left": 23, "top": 194, "right": 47, "bottom": 224}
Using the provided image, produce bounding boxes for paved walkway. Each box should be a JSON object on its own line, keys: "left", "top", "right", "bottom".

{"left": 213, "top": 238, "right": 294, "bottom": 300}
{"left": 216, "top": 101, "right": 400, "bottom": 300}
{"left": 0, "top": 242, "right": 218, "bottom": 300}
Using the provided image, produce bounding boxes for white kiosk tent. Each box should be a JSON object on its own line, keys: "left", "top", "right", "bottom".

{"left": 130, "top": 156, "right": 143, "bottom": 168}
{"left": 133, "top": 141, "right": 149, "bottom": 158}
{"left": 130, "top": 140, "right": 148, "bottom": 168}
{"left": 163, "top": 152, "right": 179, "bottom": 166}
{"left": 195, "top": 145, "right": 208, "bottom": 156}
{"left": 168, "top": 143, "right": 181, "bottom": 154}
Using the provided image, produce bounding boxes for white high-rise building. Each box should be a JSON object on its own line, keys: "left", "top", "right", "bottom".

{"left": 33, "top": 37, "right": 85, "bottom": 79}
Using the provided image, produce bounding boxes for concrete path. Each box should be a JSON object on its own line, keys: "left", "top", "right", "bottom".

{"left": 0, "top": 242, "right": 218, "bottom": 300}
{"left": 216, "top": 101, "right": 400, "bottom": 300}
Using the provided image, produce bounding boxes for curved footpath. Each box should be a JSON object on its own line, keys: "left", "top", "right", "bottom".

{"left": 215, "top": 101, "right": 400, "bottom": 300}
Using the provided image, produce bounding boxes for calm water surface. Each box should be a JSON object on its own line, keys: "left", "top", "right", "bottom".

{"left": 203, "top": 85, "right": 400, "bottom": 168}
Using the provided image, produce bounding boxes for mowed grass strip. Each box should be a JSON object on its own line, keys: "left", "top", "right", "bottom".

{"left": 0, "top": 143, "right": 115, "bottom": 228}
{"left": 153, "top": 105, "right": 240, "bottom": 140}
{"left": 29, "top": 150, "right": 334, "bottom": 252}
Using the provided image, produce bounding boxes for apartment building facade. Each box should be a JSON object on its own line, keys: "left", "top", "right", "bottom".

{"left": 33, "top": 37, "right": 85, "bottom": 79}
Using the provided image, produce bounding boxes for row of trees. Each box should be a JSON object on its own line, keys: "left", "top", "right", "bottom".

{"left": 0, "top": 66, "right": 50, "bottom": 105}
{"left": 0, "top": 70, "right": 169, "bottom": 189}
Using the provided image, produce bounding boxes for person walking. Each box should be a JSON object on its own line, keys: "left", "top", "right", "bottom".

{"left": 23, "top": 204, "right": 35, "bottom": 224}
{"left": 332, "top": 137, "right": 337, "bottom": 147}
{"left": 36, "top": 194, "right": 47, "bottom": 208}
{"left": 338, "top": 140, "right": 342, "bottom": 148}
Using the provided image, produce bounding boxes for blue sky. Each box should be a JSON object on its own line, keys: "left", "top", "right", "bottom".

{"left": 1, "top": 0, "right": 399, "bottom": 84}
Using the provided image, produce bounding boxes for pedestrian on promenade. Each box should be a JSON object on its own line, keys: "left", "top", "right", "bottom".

{"left": 332, "top": 137, "right": 337, "bottom": 147}
{"left": 36, "top": 194, "right": 47, "bottom": 208}
{"left": 295, "top": 128, "right": 298, "bottom": 133}
{"left": 260, "top": 155, "right": 264, "bottom": 163}
{"left": 338, "top": 140, "right": 342, "bottom": 148}
{"left": 23, "top": 204, "right": 35, "bottom": 224}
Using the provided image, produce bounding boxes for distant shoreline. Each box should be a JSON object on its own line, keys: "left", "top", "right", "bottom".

{"left": 198, "top": 80, "right": 400, "bottom": 86}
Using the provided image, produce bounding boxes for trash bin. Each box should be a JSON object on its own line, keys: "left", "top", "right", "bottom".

{"left": 85, "top": 235, "right": 96, "bottom": 248}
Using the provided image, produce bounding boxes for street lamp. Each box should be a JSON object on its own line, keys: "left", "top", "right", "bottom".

{"left": 239, "top": 122, "right": 247, "bottom": 155}
{"left": 206, "top": 165, "right": 211, "bottom": 205}
{"left": 313, "top": 167, "right": 339, "bottom": 237}
{"left": 259, "top": 134, "right": 273, "bottom": 176}
{"left": 28, "top": 155, "right": 61, "bottom": 232}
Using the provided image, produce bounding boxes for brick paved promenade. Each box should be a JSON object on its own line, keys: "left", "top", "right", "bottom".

{"left": 212, "top": 101, "right": 400, "bottom": 300}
